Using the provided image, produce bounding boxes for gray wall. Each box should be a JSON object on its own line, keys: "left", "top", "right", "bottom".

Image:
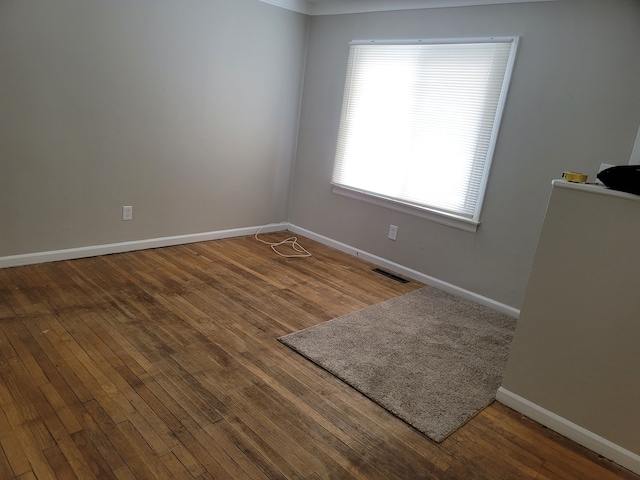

{"left": 0, "top": 0, "right": 308, "bottom": 256}
{"left": 3, "top": 0, "right": 640, "bottom": 311}
{"left": 290, "top": 0, "right": 640, "bottom": 309}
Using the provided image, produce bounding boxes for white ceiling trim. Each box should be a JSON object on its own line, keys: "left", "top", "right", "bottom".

{"left": 258, "top": 0, "right": 560, "bottom": 16}
{"left": 258, "top": 0, "right": 310, "bottom": 15}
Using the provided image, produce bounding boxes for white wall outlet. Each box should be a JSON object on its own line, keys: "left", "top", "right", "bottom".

{"left": 122, "top": 205, "right": 133, "bottom": 221}
{"left": 388, "top": 224, "right": 398, "bottom": 240}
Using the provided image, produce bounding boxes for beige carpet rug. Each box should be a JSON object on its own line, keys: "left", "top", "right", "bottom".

{"left": 278, "top": 285, "right": 516, "bottom": 442}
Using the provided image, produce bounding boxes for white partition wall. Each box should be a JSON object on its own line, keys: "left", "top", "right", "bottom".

{"left": 499, "top": 180, "right": 640, "bottom": 474}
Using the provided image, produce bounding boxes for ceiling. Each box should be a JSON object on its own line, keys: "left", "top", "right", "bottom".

{"left": 258, "top": 0, "right": 559, "bottom": 16}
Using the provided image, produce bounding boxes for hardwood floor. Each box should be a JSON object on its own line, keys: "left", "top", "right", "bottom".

{"left": 0, "top": 232, "right": 636, "bottom": 479}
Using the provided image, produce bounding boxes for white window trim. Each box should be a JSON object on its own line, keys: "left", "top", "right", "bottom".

{"left": 332, "top": 36, "right": 519, "bottom": 232}
{"left": 349, "top": 36, "right": 517, "bottom": 46}
{"left": 332, "top": 184, "right": 480, "bottom": 232}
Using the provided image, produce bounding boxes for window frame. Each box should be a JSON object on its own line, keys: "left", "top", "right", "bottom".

{"left": 331, "top": 37, "right": 520, "bottom": 233}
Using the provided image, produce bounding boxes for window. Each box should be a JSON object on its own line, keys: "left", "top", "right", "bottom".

{"left": 331, "top": 38, "right": 518, "bottom": 231}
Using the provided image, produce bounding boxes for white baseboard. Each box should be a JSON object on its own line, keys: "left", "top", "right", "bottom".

{"left": 3, "top": 221, "right": 519, "bottom": 318}
{"left": 289, "top": 224, "right": 520, "bottom": 318}
{"left": 0, "top": 222, "right": 289, "bottom": 269}
{"left": 496, "top": 387, "right": 640, "bottom": 475}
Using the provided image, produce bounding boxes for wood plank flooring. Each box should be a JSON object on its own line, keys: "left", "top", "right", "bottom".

{"left": 0, "top": 232, "right": 637, "bottom": 479}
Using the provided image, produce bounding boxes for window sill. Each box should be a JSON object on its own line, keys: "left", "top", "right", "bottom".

{"left": 331, "top": 185, "right": 479, "bottom": 233}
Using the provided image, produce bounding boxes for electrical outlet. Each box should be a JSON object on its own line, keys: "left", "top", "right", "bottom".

{"left": 122, "top": 206, "right": 133, "bottom": 221}
{"left": 388, "top": 224, "right": 398, "bottom": 240}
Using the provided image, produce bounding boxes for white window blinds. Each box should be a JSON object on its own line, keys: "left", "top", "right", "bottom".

{"left": 332, "top": 38, "right": 517, "bottom": 223}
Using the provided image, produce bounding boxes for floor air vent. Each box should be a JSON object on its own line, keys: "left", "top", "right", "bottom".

{"left": 372, "top": 268, "right": 409, "bottom": 284}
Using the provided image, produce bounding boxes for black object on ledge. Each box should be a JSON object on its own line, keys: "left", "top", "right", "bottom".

{"left": 596, "top": 165, "right": 640, "bottom": 195}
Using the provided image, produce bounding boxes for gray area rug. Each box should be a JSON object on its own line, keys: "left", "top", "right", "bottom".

{"left": 278, "top": 285, "right": 516, "bottom": 442}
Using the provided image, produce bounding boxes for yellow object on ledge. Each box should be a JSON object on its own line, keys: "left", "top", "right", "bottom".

{"left": 562, "top": 171, "right": 588, "bottom": 183}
